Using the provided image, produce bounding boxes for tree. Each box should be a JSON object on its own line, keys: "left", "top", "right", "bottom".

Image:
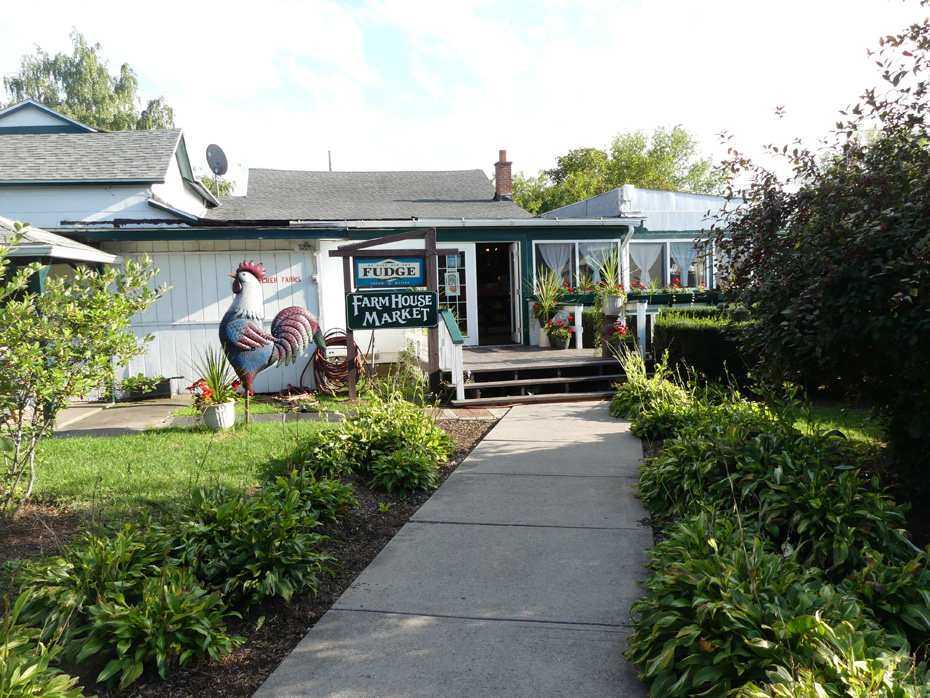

{"left": 710, "top": 13, "right": 930, "bottom": 492}
{"left": 3, "top": 29, "right": 174, "bottom": 131}
{"left": 0, "top": 223, "right": 166, "bottom": 518}
{"left": 196, "top": 169, "right": 235, "bottom": 197}
{"left": 514, "top": 125, "right": 724, "bottom": 215}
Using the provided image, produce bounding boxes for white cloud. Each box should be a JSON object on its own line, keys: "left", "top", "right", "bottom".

{"left": 3, "top": 0, "right": 929, "bottom": 192}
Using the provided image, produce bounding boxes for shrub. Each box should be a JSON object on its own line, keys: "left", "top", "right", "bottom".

{"left": 13, "top": 524, "right": 242, "bottom": 689}
{"left": 82, "top": 566, "right": 242, "bottom": 689}
{"left": 732, "top": 616, "right": 928, "bottom": 698}
{"left": 638, "top": 423, "right": 916, "bottom": 579}
{"left": 169, "top": 485, "right": 334, "bottom": 606}
{"left": 16, "top": 524, "right": 172, "bottom": 649}
{"left": 652, "top": 309, "right": 752, "bottom": 385}
{"left": 839, "top": 548, "right": 930, "bottom": 648}
{"left": 369, "top": 448, "right": 439, "bottom": 498}
{"left": 262, "top": 470, "right": 359, "bottom": 525}
{"left": 631, "top": 392, "right": 775, "bottom": 442}
{"left": 299, "top": 430, "right": 355, "bottom": 479}
{"left": 0, "top": 592, "right": 85, "bottom": 698}
{"left": 708, "top": 17, "right": 930, "bottom": 494}
{"left": 626, "top": 509, "right": 904, "bottom": 698}
{"left": 301, "top": 393, "right": 455, "bottom": 496}
{"left": 609, "top": 349, "right": 687, "bottom": 420}
{"left": 581, "top": 306, "right": 600, "bottom": 348}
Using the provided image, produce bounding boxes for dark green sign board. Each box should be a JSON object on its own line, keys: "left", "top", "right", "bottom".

{"left": 346, "top": 290, "right": 438, "bottom": 330}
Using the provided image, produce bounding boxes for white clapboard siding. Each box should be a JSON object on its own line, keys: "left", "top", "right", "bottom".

{"left": 120, "top": 251, "right": 322, "bottom": 393}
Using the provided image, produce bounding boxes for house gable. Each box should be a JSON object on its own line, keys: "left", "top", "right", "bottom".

{"left": 0, "top": 102, "right": 217, "bottom": 228}
{"left": 0, "top": 99, "right": 97, "bottom": 134}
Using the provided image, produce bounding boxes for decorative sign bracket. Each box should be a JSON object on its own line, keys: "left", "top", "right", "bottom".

{"left": 329, "top": 228, "right": 439, "bottom": 399}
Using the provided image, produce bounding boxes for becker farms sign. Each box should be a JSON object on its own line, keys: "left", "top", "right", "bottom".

{"left": 354, "top": 257, "right": 425, "bottom": 288}
{"left": 346, "top": 290, "right": 438, "bottom": 330}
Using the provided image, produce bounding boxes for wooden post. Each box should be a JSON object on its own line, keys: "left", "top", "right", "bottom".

{"left": 425, "top": 230, "right": 440, "bottom": 395}
{"left": 344, "top": 256, "right": 357, "bottom": 400}
{"left": 329, "top": 228, "right": 439, "bottom": 400}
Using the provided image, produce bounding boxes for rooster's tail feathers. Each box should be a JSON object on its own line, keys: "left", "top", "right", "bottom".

{"left": 269, "top": 306, "right": 322, "bottom": 367}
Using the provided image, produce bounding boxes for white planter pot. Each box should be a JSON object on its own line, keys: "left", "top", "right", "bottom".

{"left": 538, "top": 325, "right": 551, "bottom": 348}
{"left": 203, "top": 401, "right": 236, "bottom": 430}
{"left": 603, "top": 295, "right": 625, "bottom": 316}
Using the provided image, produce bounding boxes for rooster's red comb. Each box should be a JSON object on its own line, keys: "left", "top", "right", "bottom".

{"left": 236, "top": 260, "right": 265, "bottom": 280}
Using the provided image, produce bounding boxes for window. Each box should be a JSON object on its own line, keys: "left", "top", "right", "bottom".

{"left": 534, "top": 241, "right": 621, "bottom": 291}
{"left": 438, "top": 252, "right": 468, "bottom": 336}
{"left": 628, "top": 243, "right": 664, "bottom": 288}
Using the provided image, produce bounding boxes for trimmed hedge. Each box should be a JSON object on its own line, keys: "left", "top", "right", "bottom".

{"left": 653, "top": 308, "right": 751, "bottom": 384}
{"left": 582, "top": 307, "right": 599, "bottom": 348}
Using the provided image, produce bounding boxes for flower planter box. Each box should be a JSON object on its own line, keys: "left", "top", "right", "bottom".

{"left": 128, "top": 378, "right": 173, "bottom": 400}
{"left": 627, "top": 292, "right": 723, "bottom": 305}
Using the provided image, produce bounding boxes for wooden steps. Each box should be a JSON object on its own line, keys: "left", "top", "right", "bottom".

{"left": 451, "top": 390, "right": 616, "bottom": 407}
{"left": 444, "top": 355, "right": 625, "bottom": 408}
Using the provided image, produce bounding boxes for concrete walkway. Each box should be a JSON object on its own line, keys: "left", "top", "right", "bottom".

{"left": 253, "top": 402, "right": 651, "bottom": 698}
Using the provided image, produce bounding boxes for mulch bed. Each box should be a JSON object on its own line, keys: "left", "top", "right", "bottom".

{"left": 0, "top": 418, "right": 496, "bottom": 698}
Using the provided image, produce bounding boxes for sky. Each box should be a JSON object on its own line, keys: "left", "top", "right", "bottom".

{"left": 1, "top": 0, "right": 927, "bottom": 195}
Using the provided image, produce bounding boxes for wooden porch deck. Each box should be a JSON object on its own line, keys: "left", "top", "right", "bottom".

{"left": 461, "top": 344, "right": 609, "bottom": 371}
{"left": 448, "top": 345, "right": 622, "bottom": 407}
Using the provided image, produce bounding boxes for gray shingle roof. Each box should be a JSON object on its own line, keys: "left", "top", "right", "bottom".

{"left": 0, "top": 129, "right": 181, "bottom": 184}
{"left": 0, "top": 215, "right": 118, "bottom": 262}
{"left": 205, "top": 168, "right": 533, "bottom": 222}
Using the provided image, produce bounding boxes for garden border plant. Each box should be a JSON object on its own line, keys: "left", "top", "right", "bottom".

{"left": 615, "top": 352, "right": 930, "bottom": 696}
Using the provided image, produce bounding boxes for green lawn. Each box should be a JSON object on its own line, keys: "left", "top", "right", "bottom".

{"left": 35, "top": 419, "right": 338, "bottom": 519}
{"left": 796, "top": 403, "right": 884, "bottom": 445}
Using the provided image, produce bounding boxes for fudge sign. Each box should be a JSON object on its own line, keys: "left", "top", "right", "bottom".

{"left": 346, "top": 290, "right": 438, "bottom": 330}
{"left": 354, "top": 257, "right": 425, "bottom": 288}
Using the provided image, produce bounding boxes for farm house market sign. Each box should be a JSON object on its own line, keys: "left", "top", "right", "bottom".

{"left": 346, "top": 290, "right": 438, "bottom": 330}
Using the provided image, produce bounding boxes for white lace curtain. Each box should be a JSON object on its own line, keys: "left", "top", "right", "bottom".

{"left": 669, "top": 242, "right": 698, "bottom": 285}
{"left": 538, "top": 243, "right": 572, "bottom": 282}
{"left": 579, "top": 242, "right": 615, "bottom": 282}
{"left": 629, "top": 243, "right": 663, "bottom": 285}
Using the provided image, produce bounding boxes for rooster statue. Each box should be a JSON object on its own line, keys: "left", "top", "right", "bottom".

{"left": 220, "top": 260, "right": 325, "bottom": 417}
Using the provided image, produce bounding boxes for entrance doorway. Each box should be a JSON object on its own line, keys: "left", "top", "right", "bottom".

{"left": 476, "top": 244, "right": 517, "bottom": 346}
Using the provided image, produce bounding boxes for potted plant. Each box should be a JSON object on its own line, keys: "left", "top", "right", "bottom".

{"left": 187, "top": 348, "right": 240, "bottom": 430}
{"left": 527, "top": 268, "right": 567, "bottom": 347}
{"left": 544, "top": 316, "right": 575, "bottom": 349}
{"left": 595, "top": 254, "right": 626, "bottom": 316}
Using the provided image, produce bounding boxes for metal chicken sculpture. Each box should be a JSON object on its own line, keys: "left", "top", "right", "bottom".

{"left": 220, "top": 260, "right": 325, "bottom": 419}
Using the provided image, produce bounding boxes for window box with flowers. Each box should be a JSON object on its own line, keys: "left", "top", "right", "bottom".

{"left": 187, "top": 348, "right": 242, "bottom": 430}
{"left": 544, "top": 316, "right": 575, "bottom": 350}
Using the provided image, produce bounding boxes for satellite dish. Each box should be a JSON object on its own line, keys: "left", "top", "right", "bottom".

{"left": 206, "top": 144, "right": 228, "bottom": 176}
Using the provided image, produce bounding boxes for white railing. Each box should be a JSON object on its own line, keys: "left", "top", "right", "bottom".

{"left": 437, "top": 309, "right": 465, "bottom": 401}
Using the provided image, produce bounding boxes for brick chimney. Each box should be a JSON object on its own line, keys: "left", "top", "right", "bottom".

{"left": 493, "top": 149, "right": 512, "bottom": 201}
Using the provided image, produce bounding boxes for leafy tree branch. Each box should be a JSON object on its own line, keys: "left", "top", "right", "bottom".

{"left": 3, "top": 28, "right": 174, "bottom": 131}
{"left": 0, "top": 223, "right": 166, "bottom": 518}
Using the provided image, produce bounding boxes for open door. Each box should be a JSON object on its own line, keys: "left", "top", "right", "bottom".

{"left": 509, "top": 242, "right": 522, "bottom": 343}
